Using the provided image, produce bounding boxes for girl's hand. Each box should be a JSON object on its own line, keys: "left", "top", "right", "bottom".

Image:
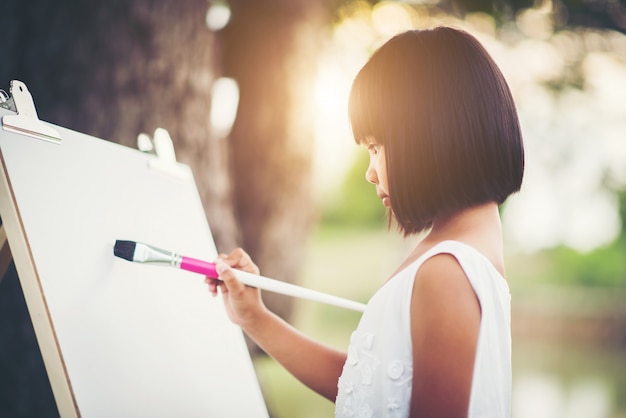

{"left": 204, "top": 248, "right": 266, "bottom": 329}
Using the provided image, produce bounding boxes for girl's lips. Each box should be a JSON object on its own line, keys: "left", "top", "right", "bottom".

{"left": 379, "top": 194, "right": 391, "bottom": 207}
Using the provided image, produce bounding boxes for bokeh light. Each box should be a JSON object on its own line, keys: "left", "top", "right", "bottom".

{"left": 205, "top": 2, "right": 231, "bottom": 31}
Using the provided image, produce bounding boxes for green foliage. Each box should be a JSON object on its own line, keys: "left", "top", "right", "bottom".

{"left": 512, "top": 186, "right": 626, "bottom": 288}
{"left": 548, "top": 241, "right": 626, "bottom": 287}
{"left": 320, "top": 151, "right": 387, "bottom": 229}
{"left": 547, "top": 187, "right": 626, "bottom": 287}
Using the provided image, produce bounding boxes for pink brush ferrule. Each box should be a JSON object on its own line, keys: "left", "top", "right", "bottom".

{"left": 180, "top": 256, "right": 219, "bottom": 278}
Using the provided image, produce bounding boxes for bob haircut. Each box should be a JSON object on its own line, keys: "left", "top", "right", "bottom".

{"left": 349, "top": 27, "right": 525, "bottom": 235}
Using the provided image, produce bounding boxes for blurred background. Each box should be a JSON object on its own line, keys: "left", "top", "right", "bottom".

{"left": 1, "top": 0, "right": 625, "bottom": 417}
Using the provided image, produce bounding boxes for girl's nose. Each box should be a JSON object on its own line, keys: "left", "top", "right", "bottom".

{"left": 365, "top": 163, "right": 378, "bottom": 185}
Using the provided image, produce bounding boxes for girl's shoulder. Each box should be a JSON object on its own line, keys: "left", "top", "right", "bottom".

{"left": 394, "top": 239, "right": 490, "bottom": 277}
{"left": 411, "top": 240, "right": 482, "bottom": 315}
{"left": 409, "top": 239, "right": 505, "bottom": 280}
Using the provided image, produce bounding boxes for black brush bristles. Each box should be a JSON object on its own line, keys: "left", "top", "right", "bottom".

{"left": 114, "top": 240, "right": 136, "bottom": 261}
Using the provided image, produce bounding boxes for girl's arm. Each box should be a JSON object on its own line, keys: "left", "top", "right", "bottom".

{"left": 240, "top": 305, "right": 347, "bottom": 401}
{"left": 409, "top": 254, "right": 481, "bottom": 417}
{"left": 206, "top": 248, "right": 347, "bottom": 401}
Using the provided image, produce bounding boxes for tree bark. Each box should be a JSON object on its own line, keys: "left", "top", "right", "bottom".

{"left": 219, "top": 0, "right": 328, "bottom": 321}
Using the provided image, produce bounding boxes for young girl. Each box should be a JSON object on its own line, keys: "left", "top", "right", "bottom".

{"left": 206, "top": 26, "right": 524, "bottom": 417}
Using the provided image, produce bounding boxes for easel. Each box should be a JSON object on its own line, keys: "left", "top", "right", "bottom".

{"left": 0, "top": 87, "right": 14, "bottom": 279}
{"left": 0, "top": 80, "right": 269, "bottom": 417}
{"left": 0, "top": 80, "right": 50, "bottom": 281}
{"left": 0, "top": 82, "right": 74, "bottom": 415}
{"left": 0, "top": 223, "right": 11, "bottom": 280}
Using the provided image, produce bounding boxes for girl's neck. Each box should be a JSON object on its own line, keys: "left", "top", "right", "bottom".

{"left": 427, "top": 202, "right": 501, "bottom": 243}
{"left": 389, "top": 202, "right": 506, "bottom": 282}
{"left": 421, "top": 202, "right": 505, "bottom": 275}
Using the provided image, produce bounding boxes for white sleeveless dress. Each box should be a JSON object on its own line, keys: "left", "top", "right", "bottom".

{"left": 335, "top": 240, "right": 512, "bottom": 418}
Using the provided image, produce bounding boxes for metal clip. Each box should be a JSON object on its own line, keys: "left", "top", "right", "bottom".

{"left": 0, "top": 89, "right": 16, "bottom": 112}
{"left": 1, "top": 80, "right": 62, "bottom": 144}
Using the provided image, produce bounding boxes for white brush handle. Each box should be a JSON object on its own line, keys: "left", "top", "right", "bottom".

{"left": 232, "top": 269, "right": 367, "bottom": 313}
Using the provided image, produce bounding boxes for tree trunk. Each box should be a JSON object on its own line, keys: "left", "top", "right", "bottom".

{"left": 220, "top": 0, "right": 327, "bottom": 321}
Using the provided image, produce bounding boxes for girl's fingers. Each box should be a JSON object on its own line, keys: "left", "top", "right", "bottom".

{"left": 215, "top": 259, "right": 245, "bottom": 293}
{"left": 223, "top": 248, "right": 259, "bottom": 275}
{"left": 206, "top": 252, "right": 237, "bottom": 296}
{"left": 204, "top": 277, "right": 220, "bottom": 297}
{"left": 205, "top": 248, "right": 259, "bottom": 299}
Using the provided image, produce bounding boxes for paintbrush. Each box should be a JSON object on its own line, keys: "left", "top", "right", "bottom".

{"left": 113, "top": 240, "right": 366, "bottom": 312}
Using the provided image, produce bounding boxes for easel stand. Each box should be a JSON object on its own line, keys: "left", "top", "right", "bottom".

{"left": 0, "top": 223, "right": 12, "bottom": 280}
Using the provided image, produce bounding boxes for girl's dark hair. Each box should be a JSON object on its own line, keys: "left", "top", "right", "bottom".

{"left": 349, "top": 26, "right": 525, "bottom": 235}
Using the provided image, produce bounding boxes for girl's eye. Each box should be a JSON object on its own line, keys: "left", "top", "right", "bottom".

{"left": 367, "top": 144, "right": 378, "bottom": 155}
